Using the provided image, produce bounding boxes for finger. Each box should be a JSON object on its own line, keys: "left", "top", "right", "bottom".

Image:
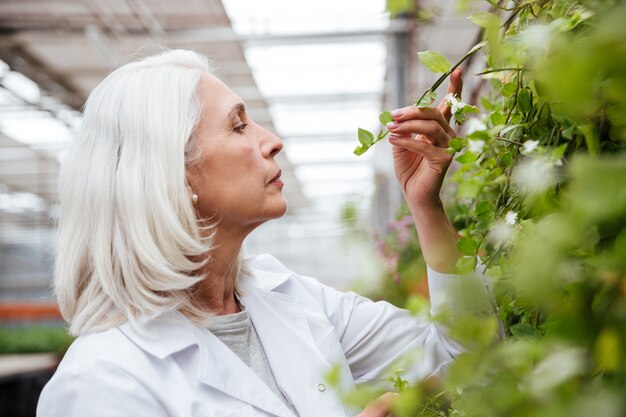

{"left": 391, "top": 106, "right": 447, "bottom": 124}
{"left": 389, "top": 135, "right": 442, "bottom": 160}
{"left": 390, "top": 106, "right": 450, "bottom": 135}
{"left": 437, "top": 67, "right": 464, "bottom": 122}
{"left": 356, "top": 392, "right": 397, "bottom": 417}
{"left": 387, "top": 119, "right": 450, "bottom": 147}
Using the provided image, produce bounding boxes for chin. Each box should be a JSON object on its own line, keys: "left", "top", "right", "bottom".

{"left": 273, "top": 198, "right": 288, "bottom": 218}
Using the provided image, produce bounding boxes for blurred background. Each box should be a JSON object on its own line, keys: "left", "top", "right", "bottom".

{"left": 0, "top": 0, "right": 483, "bottom": 415}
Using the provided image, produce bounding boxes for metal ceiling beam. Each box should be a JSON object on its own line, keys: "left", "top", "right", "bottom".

{"left": 0, "top": 46, "right": 85, "bottom": 109}
{"left": 0, "top": 19, "right": 411, "bottom": 47}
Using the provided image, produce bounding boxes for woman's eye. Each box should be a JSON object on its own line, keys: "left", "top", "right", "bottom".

{"left": 234, "top": 123, "right": 248, "bottom": 134}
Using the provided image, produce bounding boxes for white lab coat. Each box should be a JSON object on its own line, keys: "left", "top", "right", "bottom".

{"left": 37, "top": 254, "right": 494, "bottom": 417}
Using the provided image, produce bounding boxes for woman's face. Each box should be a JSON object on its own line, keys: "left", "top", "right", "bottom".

{"left": 186, "top": 73, "right": 287, "bottom": 234}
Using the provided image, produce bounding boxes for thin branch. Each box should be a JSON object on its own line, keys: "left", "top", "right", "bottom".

{"left": 420, "top": 404, "right": 448, "bottom": 417}
{"left": 415, "top": 41, "right": 488, "bottom": 106}
{"left": 495, "top": 137, "right": 523, "bottom": 146}
{"left": 477, "top": 67, "right": 530, "bottom": 75}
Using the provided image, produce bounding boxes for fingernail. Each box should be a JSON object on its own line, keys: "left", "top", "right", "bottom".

{"left": 391, "top": 109, "right": 403, "bottom": 118}
{"left": 389, "top": 133, "right": 399, "bottom": 140}
{"left": 386, "top": 122, "right": 398, "bottom": 129}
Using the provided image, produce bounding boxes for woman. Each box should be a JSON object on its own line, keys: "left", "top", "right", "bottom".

{"left": 37, "top": 50, "right": 494, "bottom": 417}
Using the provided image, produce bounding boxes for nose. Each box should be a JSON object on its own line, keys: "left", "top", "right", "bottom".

{"left": 261, "top": 127, "right": 283, "bottom": 158}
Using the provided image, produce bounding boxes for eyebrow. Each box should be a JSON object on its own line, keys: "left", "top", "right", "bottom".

{"left": 227, "top": 103, "right": 246, "bottom": 123}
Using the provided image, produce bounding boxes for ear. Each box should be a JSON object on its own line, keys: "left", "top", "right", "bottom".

{"left": 185, "top": 173, "right": 196, "bottom": 201}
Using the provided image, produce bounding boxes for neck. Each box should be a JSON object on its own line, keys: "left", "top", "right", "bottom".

{"left": 192, "top": 227, "right": 247, "bottom": 315}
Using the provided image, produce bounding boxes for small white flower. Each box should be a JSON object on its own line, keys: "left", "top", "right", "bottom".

{"left": 468, "top": 139, "right": 485, "bottom": 154}
{"left": 554, "top": 159, "right": 563, "bottom": 166}
{"left": 466, "top": 118, "right": 487, "bottom": 135}
{"left": 505, "top": 211, "right": 518, "bottom": 225}
{"left": 488, "top": 220, "right": 514, "bottom": 247}
{"left": 521, "top": 140, "right": 540, "bottom": 155}
{"left": 512, "top": 156, "right": 556, "bottom": 194}
{"left": 444, "top": 93, "right": 466, "bottom": 114}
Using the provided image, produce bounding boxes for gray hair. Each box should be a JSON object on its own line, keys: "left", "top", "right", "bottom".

{"left": 55, "top": 50, "right": 237, "bottom": 335}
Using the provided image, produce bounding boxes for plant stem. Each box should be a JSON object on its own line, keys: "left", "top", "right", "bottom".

{"left": 420, "top": 404, "right": 448, "bottom": 417}
{"left": 494, "top": 137, "right": 523, "bottom": 146}
{"left": 415, "top": 42, "right": 487, "bottom": 107}
{"left": 477, "top": 67, "right": 529, "bottom": 75}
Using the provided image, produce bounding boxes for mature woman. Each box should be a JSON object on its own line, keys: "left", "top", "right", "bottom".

{"left": 37, "top": 50, "right": 494, "bottom": 417}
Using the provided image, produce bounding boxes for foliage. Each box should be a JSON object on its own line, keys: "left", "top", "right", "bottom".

{"left": 0, "top": 325, "right": 74, "bottom": 355}
{"left": 343, "top": 0, "right": 626, "bottom": 416}
{"left": 369, "top": 206, "right": 428, "bottom": 306}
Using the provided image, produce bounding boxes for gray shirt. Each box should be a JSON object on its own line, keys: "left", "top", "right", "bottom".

{"left": 209, "top": 308, "right": 299, "bottom": 416}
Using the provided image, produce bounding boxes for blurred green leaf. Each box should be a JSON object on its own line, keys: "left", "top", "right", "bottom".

{"left": 594, "top": 328, "right": 620, "bottom": 371}
{"left": 455, "top": 151, "right": 479, "bottom": 164}
{"left": 502, "top": 82, "right": 516, "bottom": 97}
{"left": 416, "top": 90, "right": 437, "bottom": 108}
{"left": 469, "top": 12, "right": 500, "bottom": 28}
{"left": 457, "top": 178, "right": 482, "bottom": 199}
{"left": 510, "top": 323, "right": 540, "bottom": 339}
{"left": 448, "top": 137, "right": 466, "bottom": 152}
{"left": 455, "top": 256, "right": 477, "bottom": 274}
{"left": 418, "top": 50, "right": 452, "bottom": 73}
{"left": 516, "top": 88, "right": 532, "bottom": 113}
{"left": 491, "top": 111, "right": 505, "bottom": 126}
{"left": 458, "top": 237, "right": 479, "bottom": 256}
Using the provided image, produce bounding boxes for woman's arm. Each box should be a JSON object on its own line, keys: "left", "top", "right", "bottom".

{"left": 386, "top": 68, "right": 464, "bottom": 273}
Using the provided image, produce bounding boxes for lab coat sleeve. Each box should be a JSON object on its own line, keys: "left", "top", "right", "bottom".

{"left": 299, "top": 263, "right": 495, "bottom": 383}
{"left": 37, "top": 361, "right": 168, "bottom": 417}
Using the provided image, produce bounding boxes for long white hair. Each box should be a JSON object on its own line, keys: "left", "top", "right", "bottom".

{"left": 55, "top": 50, "right": 233, "bottom": 335}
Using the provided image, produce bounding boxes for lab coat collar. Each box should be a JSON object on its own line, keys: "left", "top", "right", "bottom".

{"left": 119, "top": 310, "right": 198, "bottom": 360}
{"left": 242, "top": 253, "right": 293, "bottom": 291}
{"left": 118, "top": 255, "right": 292, "bottom": 360}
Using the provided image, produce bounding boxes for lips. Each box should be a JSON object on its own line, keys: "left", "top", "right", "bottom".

{"left": 269, "top": 169, "right": 282, "bottom": 184}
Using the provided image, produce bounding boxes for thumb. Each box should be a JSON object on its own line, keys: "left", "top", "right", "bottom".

{"left": 438, "top": 67, "right": 464, "bottom": 123}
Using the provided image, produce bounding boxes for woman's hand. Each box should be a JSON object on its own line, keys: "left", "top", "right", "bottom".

{"left": 386, "top": 68, "right": 465, "bottom": 273}
{"left": 386, "top": 68, "right": 463, "bottom": 207}
{"left": 356, "top": 392, "right": 397, "bottom": 417}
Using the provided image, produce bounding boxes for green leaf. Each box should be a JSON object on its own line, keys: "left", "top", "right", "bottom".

{"left": 468, "top": 130, "right": 490, "bottom": 141}
{"left": 516, "top": 88, "right": 532, "bottom": 113}
{"left": 467, "top": 40, "right": 488, "bottom": 55}
{"left": 481, "top": 96, "right": 494, "bottom": 111}
{"left": 457, "top": 237, "right": 479, "bottom": 256}
{"left": 501, "top": 151, "right": 513, "bottom": 167}
{"left": 500, "top": 124, "right": 522, "bottom": 136}
{"left": 595, "top": 328, "right": 620, "bottom": 371}
{"left": 358, "top": 128, "right": 374, "bottom": 146}
{"left": 386, "top": 0, "right": 412, "bottom": 17}
{"left": 455, "top": 255, "right": 477, "bottom": 274}
{"left": 580, "top": 123, "right": 599, "bottom": 155}
{"left": 417, "top": 50, "right": 451, "bottom": 73}
{"left": 490, "top": 111, "right": 505, "bottom": 126}
{"left": 469, "top": 12, "right": 501, "bottom": 28}
{"left": 457, "top": 179, "right": 482, "bottom": 199}
{"left": 502, "top": 82, "right": 516, "bottom": 97}
{"left": 476, "top": 200, "right": 494, "bottom": 215}
{"left": 454, "top": 112, "right": 466, "bottom": 125}
{"left": 448, "top": 137, "right": 466, "bottom": 152}
{"left": 416, "top": 90, "right": 437, "bottom": 108}
{"left": 552, "top": 143, "right": 568, "bottom": 160}
{"left": 510, "top": 323, "right": 540, "bottom": 339}
{"left": 449, "top": 315, "right": 498, "bottom": 347}
{"left": 378, "top": 111, "right": 394, "bottom": 125}
{"left": 461, "top": 104, "right": 480, "bottom": 114}
{"left": 455, "top": 151, "right": 479, "bottom": 164}
{"left": 353, "top": 145, "right": 367, "bottom": 156}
